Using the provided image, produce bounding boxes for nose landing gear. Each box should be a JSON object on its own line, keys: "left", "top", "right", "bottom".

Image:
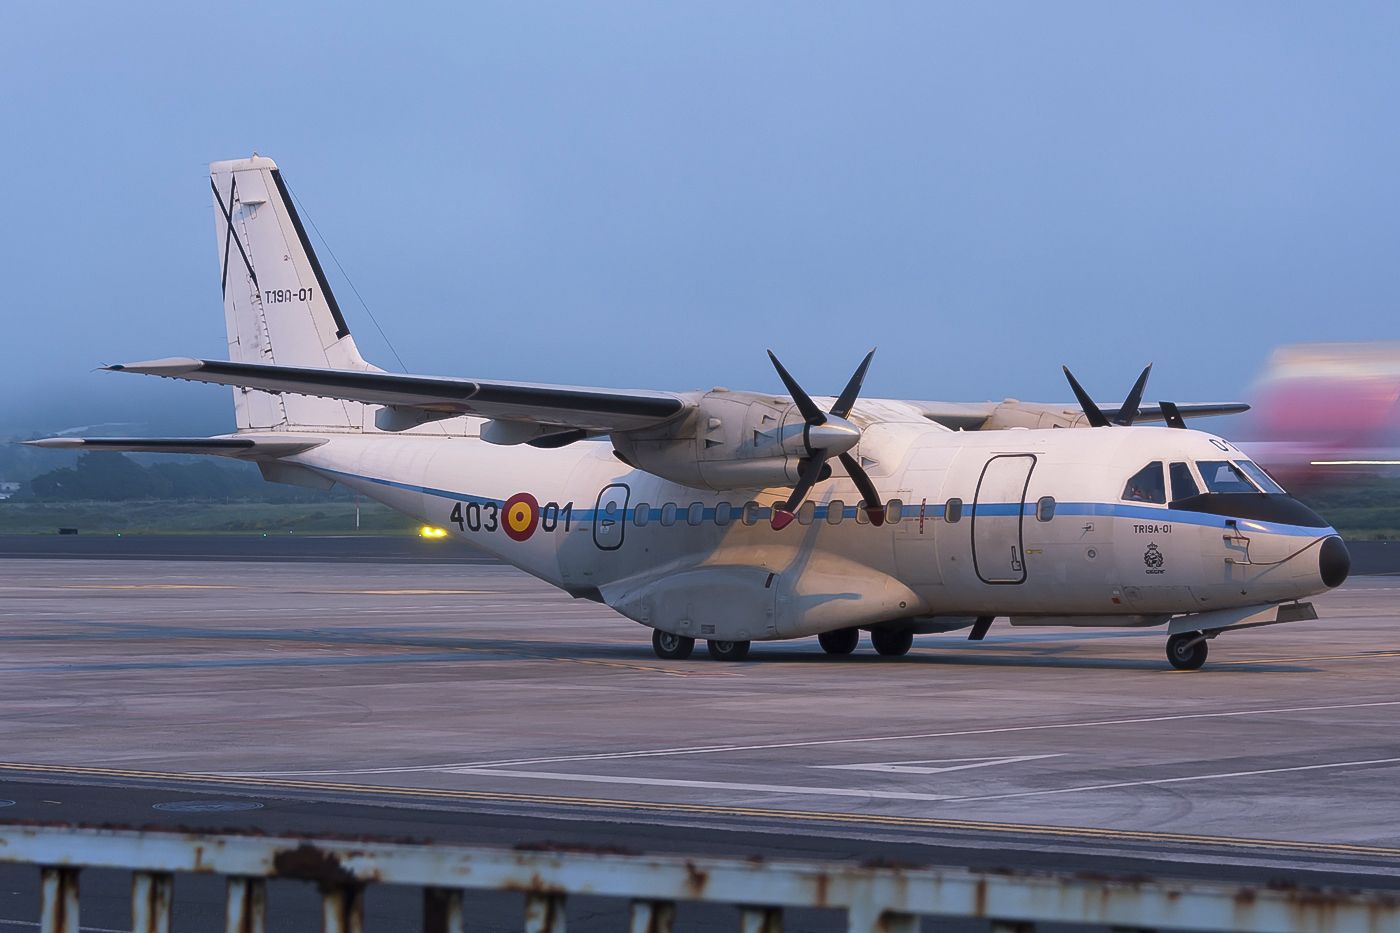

{"left": 1166, "top": 631, "right": 1208, "bottom": 671}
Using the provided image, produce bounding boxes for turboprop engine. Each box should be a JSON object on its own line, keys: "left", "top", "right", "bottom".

{"left": 611, "top": 351, "right": 887, "bottom": 527}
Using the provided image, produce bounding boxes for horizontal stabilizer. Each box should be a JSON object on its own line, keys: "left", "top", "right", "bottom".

{"left": 105, "top": 358, "right": 689, "bottom": 433}
{"left": 24, "top": 435, "right": 326, "bottom": 459}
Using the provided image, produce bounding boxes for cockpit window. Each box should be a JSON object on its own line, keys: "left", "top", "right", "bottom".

{"left": 1122, "top": 462, "right": 1166, "bottom": 504}
{"left": 1198, "top": 460, "right": 1258, "bottom": 494}
{"left": 1169, "top": 462, "right": 1200, "bottom": 501}
{"left": 1235, "top": 460, "right": 1286, "bottom": 495}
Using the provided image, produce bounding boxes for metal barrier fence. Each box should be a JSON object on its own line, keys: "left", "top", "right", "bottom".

{"left": 0, "top": 823, "right": 1396, "bottom": 932}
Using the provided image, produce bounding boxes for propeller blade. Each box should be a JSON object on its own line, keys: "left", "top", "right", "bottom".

{"left": 839, "top": 452, "right": 885, "bottom": 527}
{"left": 1160, "top": 400, "right": 1187, "bottom": 429}
{"left": 1114, "top": 363, "right": 1153, "bottom": 426}
{"left": 1062, "top": 366, "right": 1111, "bottom": 428}
{"left": 767, "top": 350, "right": 826, "bottom": 425}
{"left": 830, "top": 348, "right": 876, "bottom": 420}
{"left": 771, "top": 454, "right": 829, "bottom": 530}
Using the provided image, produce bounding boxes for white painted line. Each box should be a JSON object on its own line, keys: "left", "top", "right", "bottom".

{"left": 218, "top": 699, "right": 1400, "bottom": 777}
{"left": 947, "top": 756, "right": 1400, "bottom": 804}
{"left": 0, "top": 919, "right": 128, "bottom": 932}
{"left": 444, "top": 767, "right": 957, "bottom": 801}
{"left": 815, "top": 754, "right": 1061, "bottom": 775}
{"left": 442, "top": 757, "right": 1400, "bottom": 805}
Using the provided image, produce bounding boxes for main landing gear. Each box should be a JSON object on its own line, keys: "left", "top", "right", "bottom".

{"left": 1166, "top": 631, "right": 1209, "bottom": 671}
{"left": 870, "top": 628, "right": 914, "bottom": 657}
{"left": 706, "top": 639, "right": 752, "bottom": 661}
{"left": 651, "top": 629, "right": 694, "bottom": 660}
{"left": 650, "top": 630, "right": 752, "bottom": 661}
{"left": 818, "top": 627, "right": 860, "bottom": 655}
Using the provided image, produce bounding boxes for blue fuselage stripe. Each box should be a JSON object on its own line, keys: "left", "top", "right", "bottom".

{"left": 319, "top": 467, "right": 1331, "bottom": 539}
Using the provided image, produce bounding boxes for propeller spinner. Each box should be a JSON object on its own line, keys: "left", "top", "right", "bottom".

{"left": 767, "top": 349, "right": 885, "bottom": 530}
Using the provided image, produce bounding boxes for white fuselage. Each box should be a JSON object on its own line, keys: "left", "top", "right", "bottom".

{"left": 283, "top": 420, "right": 1341, "bottom": 643}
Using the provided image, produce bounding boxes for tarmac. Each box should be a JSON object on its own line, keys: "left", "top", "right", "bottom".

{"left": 0, "top": 535, "right": 1397, "bottom": 931}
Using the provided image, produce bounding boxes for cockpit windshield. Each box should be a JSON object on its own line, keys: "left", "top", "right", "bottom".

{"left": 1235, "top": 460, "right": 1287, "bottom": 494}
{"left": 1122, "top": 462, "right": 1167, "bottom": 503}
{"left": 1197, "top": 460, "right": 1259, "bottom": 494}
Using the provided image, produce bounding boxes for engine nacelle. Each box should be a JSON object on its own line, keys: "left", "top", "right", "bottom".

{"left": 612, "top": 389, "right": 814, "bottom": 490}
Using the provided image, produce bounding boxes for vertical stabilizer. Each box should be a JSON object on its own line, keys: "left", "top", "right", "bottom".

{"left": 211, "top": 156, "right": 371, "bottom": 429}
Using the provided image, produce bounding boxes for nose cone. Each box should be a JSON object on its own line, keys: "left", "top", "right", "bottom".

{"left": 1319, "top": 535, "right": 1350, "bottom": 588}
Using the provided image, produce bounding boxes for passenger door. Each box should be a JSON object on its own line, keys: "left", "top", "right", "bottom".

{"left": 972, "top": 454, "right": 1036, "bottom": 584}
{"left": 593, "top": 483, "right": 629, "bottom": 551}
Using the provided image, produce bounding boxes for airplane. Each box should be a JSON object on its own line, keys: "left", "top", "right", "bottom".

{"left": 28, "top": 155, "right": 1352, "bottom": 670}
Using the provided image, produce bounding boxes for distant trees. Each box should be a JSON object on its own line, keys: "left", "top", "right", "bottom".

{"left": 25, "top": 452, "right": 343, "bottom": 502}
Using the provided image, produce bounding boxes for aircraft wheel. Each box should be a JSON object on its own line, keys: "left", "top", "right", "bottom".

{"left": 706, "top": 639, "right": 751, "bottom": 661}
{"left": 652, "top": 629, "right": 695, "bottom": 660}
{"left": 870, "top": 628, "right": 914, "bottom": 657}
{"left": 818, "top": 628, "right": 860, "bottom": 655}
{"left": 1166, "top": 632, "right": 1208, "bottom": 671}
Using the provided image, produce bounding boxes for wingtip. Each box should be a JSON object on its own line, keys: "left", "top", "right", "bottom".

{"left": 103, "top": 357, "right": 204, "bottom": 376}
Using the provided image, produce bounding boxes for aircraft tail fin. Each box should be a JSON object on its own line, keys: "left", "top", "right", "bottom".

{"left": 210, "top": 155, "right": 372, "bottom": 430}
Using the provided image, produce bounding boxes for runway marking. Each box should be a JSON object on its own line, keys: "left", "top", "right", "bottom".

{"left": 2, "top": 761, "right": 1399, "bottom": 860}
{"left": 953, "top": 756, "right": 1400, "bottom": 803}
{"left": 815, "top": 754, "right": 1062, "bottom": 775}
{"left": 550, "top": 657, "right": 742, "bottom": 677}
{"left": 1216, "top": 651, "right": 1400, "bottom": 665}
{"left": 445, "top": 767, "right": 957, "bottom": 801}
{"left": 331, "top": 589, "right": 495, "bottom": 596}
{"left": 55, "top": 584, "right": 240, "bottom": 591}
{"left": 0, "top": 920, "right": 127, "bottom": 932}
{"left": 217, "top": 699, "right": 1400, "bottom": 776}
{"left": 435, "top": 755, "right": 1400, "bottom": 805}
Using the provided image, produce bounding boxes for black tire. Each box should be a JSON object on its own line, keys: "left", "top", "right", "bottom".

{"left": 1166, "top": 632, "right": 1208, "bottom": 671}
{"left": 818, "top": 628, "right": 860, "bottom": 655}
{"left": 870, "top": 628, "right": 914, "bottom": 657}
{"left": 706, "top": 639, "right": 752, "bottom": 661}
{"left": 652, "top": 629, "right": 695, "bottom": 660}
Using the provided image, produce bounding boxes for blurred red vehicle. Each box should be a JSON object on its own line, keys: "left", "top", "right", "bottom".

{"left": 1241, "top": 342, "right": 1400, "bottom": 485}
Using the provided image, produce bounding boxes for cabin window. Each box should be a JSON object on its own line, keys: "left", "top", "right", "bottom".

{"left": 886, "top": 499, "right": 903, "bottom": 524}
{"left": 660, "top": 503, "right": 678, "bottom": 526}
{"left": 1169, "top": 462, "right": 1200, "bottom": 501}
{"left": 1198, "top": 460, "right": 1257, "bottom": 494}
{"left": 687, "top": 502, "right": 705, "bottom": 526}
{"left": 742, "top": 501, "right": 762, "bottom": 526}
{"left": 797, "top": 501, "right": 816, "bottom": 525}
{"left": 1236, "top": 460, "right": 1286, "bottom": 494}
{"left": 714, "top": 502, "right": 733, "bottom": 526}
{"left": 633, "top": 503, "right": 651, "bottom": 527}
{"left": 944, "top": 497, "right": 963, "bottom": 523}
{"left": 855, "top": 501, "right": 870, "bottom": 525}
{"left": 1035, "top": 496, "right": 1056, "bottom": 521}
{"left": 1122, "top": 462, "right": 1166, "bottom": 504}
{"left": 826, "top": 499, "right": 845, "bottom": 525}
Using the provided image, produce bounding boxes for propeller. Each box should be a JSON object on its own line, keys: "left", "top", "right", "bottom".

{"left": 767, "top": 349, "right": 885, "bottom": 530}
{"left": 1159, "top": 401, "right": 1188, "bottom": 429}
{"left": 1062, "top": 363, "right": 1153, "bottom": 426}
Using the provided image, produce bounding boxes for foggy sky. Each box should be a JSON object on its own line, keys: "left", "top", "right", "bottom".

{"left": 3, "top": 3, "right": 1397, "bottom": 435}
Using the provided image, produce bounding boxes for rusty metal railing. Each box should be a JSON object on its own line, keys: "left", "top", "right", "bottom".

{"left": 1, "top": 823, "right": 1397, "bottom": 932}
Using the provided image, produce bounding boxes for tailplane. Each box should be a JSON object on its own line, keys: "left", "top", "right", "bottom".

{"left": 211, "top": 155, "right": 372, "bottom": 429}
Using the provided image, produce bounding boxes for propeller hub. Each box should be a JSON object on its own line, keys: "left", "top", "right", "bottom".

{"left": 804, "top": 416, "right": 861, "bottom": 456}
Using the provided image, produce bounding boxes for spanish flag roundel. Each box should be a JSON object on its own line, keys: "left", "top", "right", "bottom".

{"left": 502, "top": 492, "right": 540, "bottom": 542}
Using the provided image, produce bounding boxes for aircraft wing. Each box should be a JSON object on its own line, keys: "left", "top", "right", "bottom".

{"left": 908, "top": 400, "right": 1248, "bottom": 431}
{"left": 104, "top": 358, "right": 689, "bottom": 433}
{"left": 23, "top": 435, "right": 327, "bottom": 458}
